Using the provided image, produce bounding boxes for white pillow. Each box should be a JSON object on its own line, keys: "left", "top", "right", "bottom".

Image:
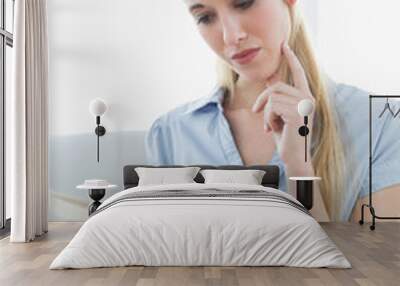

{"left": 135, "top": 167, "right": 201, "bottom": 186}
{"left": 200, "top": 169, "right": 266, "bottom": 185}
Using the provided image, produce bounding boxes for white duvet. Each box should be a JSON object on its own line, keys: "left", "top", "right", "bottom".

{"left": 50, "top": 183, "right": 351, "bottom": 269}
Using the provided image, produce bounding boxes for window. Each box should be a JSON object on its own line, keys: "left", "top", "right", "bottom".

{"left": 0, "top": 0, "right": 14, "bottom": 234}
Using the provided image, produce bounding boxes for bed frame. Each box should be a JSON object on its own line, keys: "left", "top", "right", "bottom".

{"left": 123, "top": 165, "right": 280, "bottom": 190}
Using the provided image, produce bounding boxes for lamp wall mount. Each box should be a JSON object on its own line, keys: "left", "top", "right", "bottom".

{"left": 95, "top": 126, "right": 106, "bottom": 136}
{"left": 95, "top": 116, "right": 106, "bottom": 136}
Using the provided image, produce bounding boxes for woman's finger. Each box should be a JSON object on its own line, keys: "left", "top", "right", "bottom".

{"left": 264, "top": 99, "right": 298, "bottom": 133}
{"left": 252, "top": 82, "right": 301, "bottom": 113}
{"left": 252, "top": 87, "right": 275, "bottom": 113}
{"left": 270, "top": 82, "right": 301, "bottom": 98}
{"left": 282, "top": 43, "right": 310, "bottom": 93}
{"left": 268, "top": 92, "right": 299, "bottom": 108}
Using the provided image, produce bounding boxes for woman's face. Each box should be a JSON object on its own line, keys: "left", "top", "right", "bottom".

{"left": 185, "top": 0, "right": 293, "bottom": 83}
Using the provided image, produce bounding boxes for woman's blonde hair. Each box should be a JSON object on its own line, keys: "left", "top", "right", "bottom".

{"left": 216, "top": 3, "right": 345, "bottom": 220}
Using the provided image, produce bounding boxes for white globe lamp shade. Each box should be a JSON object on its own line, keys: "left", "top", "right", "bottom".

{"left": 297, "top": 99, "right": 314, "bottom": 117}
{"left": 89, "top": 98, "right": 107, "bottom": 117}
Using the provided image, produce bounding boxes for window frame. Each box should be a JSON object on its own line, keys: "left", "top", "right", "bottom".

{"left": 0, "top": 0, "right": 14, "bottom": 233}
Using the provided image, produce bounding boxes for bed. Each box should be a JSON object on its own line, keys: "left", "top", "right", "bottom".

{"left": 50, "top": 165, "right": 350, "bottom": 269}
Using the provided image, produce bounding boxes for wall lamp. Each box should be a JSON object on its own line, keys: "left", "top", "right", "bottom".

{"left": 89, "top": 98, "right": 107, "bottom": 162}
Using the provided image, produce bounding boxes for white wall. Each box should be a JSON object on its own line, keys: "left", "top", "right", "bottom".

{"left": 316, "top": 0, "right": 400, "bottom": 94}
{"left": 48, "top": 0, "right": 216, "bottom": 136}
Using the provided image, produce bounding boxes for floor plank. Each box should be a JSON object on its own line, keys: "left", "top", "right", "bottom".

{"left": 0, "top": 222, "right": 399, "bottom": 286}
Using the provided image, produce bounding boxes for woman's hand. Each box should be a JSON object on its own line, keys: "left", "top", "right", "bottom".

{"left": 251, "top": 43, "right": 329, "bottom": 221}
{"left": 251, "top": 43, "right": 315, "bottom": 165}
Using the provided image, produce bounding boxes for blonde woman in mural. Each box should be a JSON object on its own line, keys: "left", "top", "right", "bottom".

{"left": 145, "top": 0, "right": 400, "bottom": 222}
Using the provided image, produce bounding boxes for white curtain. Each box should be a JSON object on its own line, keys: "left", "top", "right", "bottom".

{"left": 9, "top": 0, "right": 49, "bottom": 242}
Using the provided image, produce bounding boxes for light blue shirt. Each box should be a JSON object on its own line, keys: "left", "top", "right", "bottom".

{"left": 145, "top": 80, "right": 400, "bottom": 221}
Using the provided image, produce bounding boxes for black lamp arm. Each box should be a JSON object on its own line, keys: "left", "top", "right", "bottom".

{"left": 94, "top": 116, "right": 106, "bottom": 162}
{"left": 297, "top": 116, "right": 310, "bottom": 162}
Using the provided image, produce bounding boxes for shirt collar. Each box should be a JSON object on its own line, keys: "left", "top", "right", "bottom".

{"left": 184, "top": 86, "right": 227, "bottom": 115}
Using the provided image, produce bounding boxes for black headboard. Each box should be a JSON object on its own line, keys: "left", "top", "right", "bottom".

{"left": 123, "top": 165, "right": 280, "bottom": 189}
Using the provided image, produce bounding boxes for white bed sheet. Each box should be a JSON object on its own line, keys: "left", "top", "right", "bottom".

{"left": 50, "top": 183, "right": 350, "bottom": 269}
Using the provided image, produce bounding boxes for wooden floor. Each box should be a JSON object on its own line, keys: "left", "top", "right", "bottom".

{"left": 0, "top": 222, "right": 399, "bottom": 286}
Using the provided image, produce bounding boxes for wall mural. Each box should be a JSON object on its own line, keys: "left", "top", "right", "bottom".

{"left": 48, "top": 1, "right": 400, "bottom": 221}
